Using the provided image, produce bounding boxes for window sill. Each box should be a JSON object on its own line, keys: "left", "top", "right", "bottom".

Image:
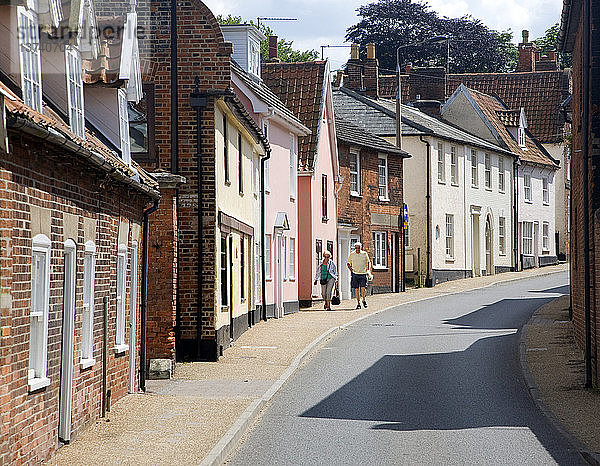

{"left": 28, "top": 377, "right": 51, "bottom": 392}
{"left": 80, "top": 358, "right": 96, "bottom": 370}
{"left": 373, "top": 266, "right": 387, "bottom": 271}
{"left": 350, "top": 192, "right": 362, "bottom": 199}
{"left": 451, "top": 183, "right": 459, "bottom": 187}
{"left": 543, "top": 202, "right": 549, "bottom": 206}
{"left": 437, "top": 180, "right": 446, "bottom": 185}
{"left": 265, "top": 277, "right": 272, "bottom": 282}
{"left": 499, "top": 190, "right": 506, "bottom": 194}
{"left": 485, "top": 187, "right": 492, "bottom": 192}
{"left": 378, "top": 197, "right": 390, "bottom": 202}
{"left": 445, "top": 257, "right": 455, "bottom": 263}
{"left": 472, "top": 185, "right": 479, "bottom": 189}
{"left": 289, "top": 277, "right": 296, "bottom": 281}
{"left": 113, "top": 344, "right": 128, "bottom": 355}
{"left": 525, "top": 200, "right": 533, "bottom": 204}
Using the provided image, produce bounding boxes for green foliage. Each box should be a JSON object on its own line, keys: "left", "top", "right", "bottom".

{"left": 217, "top": 15, "right": 319, "bottom": 63}
{"left": 346, "top": 0, "right": 519, "bottom": 73}
{"left": 533, "top": 23, "right": 572, "bottom": 69}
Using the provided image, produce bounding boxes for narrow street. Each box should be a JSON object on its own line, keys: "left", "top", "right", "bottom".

{"left": 228, "top": 271, "right": 584, "bottom": 465}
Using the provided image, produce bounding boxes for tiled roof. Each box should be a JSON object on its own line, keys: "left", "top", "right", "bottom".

{"left": 446, "top": 71, "right": 570, "bottom": 143}
{"left": 231, "top": 61, "right": 308, "bottom": 133}
{"left": 334, "top": 86, "right": 512, "bottom": 156}
{"left": 261, "top": 61, "right": 328, "bottom": 171}
{"left": 465, "top": 87, "right": 558, "bottom": 168}
{"left": 82, "top": 16, "right": 125, "bottom": 85}
{"left": 1, "top": 81, "right": 159, "bottom": 197}
{"left": 496, "top": 110, "right": 521, "bottom": 127}
{"left": 334, "top": 116, "right": 410, "bottom": 157}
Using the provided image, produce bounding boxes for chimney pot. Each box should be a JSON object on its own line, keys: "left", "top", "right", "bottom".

{"left": 351, "top": 43, "right": 360, "bottom": 60}
{"left": 268, "top": 36, "right": 278, "bottom": 61}
{"left": 522, "top": 29, "right": 529, "bottom": 43}
{"left": 367, "top": 43, "right": 376, "bottom": 60}
{"left": 405, "top": 63, "right": 412, "bottom": 74}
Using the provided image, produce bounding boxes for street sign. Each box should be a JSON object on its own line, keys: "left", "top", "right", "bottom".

{"left": 403, "top": 203, "right": 409, "bottom": 229}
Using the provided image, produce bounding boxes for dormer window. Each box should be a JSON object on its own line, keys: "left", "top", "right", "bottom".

{"left": 17, "top": 6, "right": 42, "bottom": 113}
{"left": 65, "top": 46, "right": 85, "bottom": 139}
{"left": 118, "top": 89, "right": 131, "bottom": 165}
{"left": 249, "top": 39, "right": 260, "bottom": 77}
{"left": 518, "top": 126, "right": 526, "bottom": 148}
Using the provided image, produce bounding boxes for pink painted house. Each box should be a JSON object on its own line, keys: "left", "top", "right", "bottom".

{"left": 222, "top": 26, "right": 311, "bottom": 318}
{"left": 263, "top": 59, "right": 340, "bottom": 307}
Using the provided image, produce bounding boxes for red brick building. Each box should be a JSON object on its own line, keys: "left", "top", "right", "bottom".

{"left": 559, "top": 0, "right": 600, "bottom": 387}
{"left": 334, "top": 117, "right": 409, "bottom": 299}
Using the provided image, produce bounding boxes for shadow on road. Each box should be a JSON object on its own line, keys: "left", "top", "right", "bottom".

{"left": 300, "top": 285, "right": 579, "bottom": 464}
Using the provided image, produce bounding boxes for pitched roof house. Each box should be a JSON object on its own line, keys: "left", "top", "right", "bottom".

{"left": 262, "top": 59, "right": 340, "bottom": 306}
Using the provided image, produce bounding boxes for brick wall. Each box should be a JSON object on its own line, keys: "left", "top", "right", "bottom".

{"left": 569, "top": 0, "right": 600, "bottom": 386}
{"left": 337, "top": 142, "right": 404, "bottom": 292}
{"left": 0, "top": 132, "right": 150, "bottom": 464}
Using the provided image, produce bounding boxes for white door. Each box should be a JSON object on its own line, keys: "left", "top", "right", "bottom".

{"left": 472, "top": 215, "right": 480, "bottom": 277}
{"left": 274, "top": 233, "right": 283, "bottom": 318}
{"left": 128, "top": 241, "right": 138, "bottom": 393}
{"left": 59, "top": 241, "right": 76, "bottom": 443}
{"left": 339, "top": 237, "right": 350, "bottom": 300}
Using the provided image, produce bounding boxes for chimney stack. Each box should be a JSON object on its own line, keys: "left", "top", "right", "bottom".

{"left": 268, "top": 36, "right": 279, "bottom": 61}
{"left": 345, "top": 43, "right": 363, "bottom": 92}
{"left": 407, "top": 66, "right": 446, "bottom": 102}
{"left": 364, "top": 43, "right": 379, "bottom": 99}
{"left": 517, "top": 29, "right": 537, "bottom": 72}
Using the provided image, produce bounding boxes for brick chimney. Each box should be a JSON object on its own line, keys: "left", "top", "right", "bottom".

{"left": 535, "top": 51, "right": 559, "bottom": 71}
{"left": 517, "top": 30, "right": 537, "bottom": 72}
{"left": 363, "top": 43, "right": 379, "bottom": 99}
{"left": 268, "top": 36, "right": 279, "bottom": 61}
{"left": 407, "top": 66, "right": 446, "bottom": 102}
{"left": 345, "top": 43, "right": 363, "bottom": 92}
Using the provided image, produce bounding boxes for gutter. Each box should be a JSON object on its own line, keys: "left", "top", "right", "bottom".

{"left": 420, "top": 135, "right": 432, "bottom": 287}
{"left": 7, "top": 116, "right": 160, "bottom": 200}
{"left": 140, "top": 199, "right": 159, "bottom": 392}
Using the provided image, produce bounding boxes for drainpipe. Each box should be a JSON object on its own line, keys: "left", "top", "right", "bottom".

{"left": 582, "top": 0, "right": 592, "bottom": 388}
{"left": 170, "top": 0, "right": 178, "bottom": 175}
{"left": 513, "top": 158, "right": 520, "bottom": 271}
{"left": 140, "top": 199, "right": 159, "bottom": 392}
{"left": 101, "top": 296, "right": 108, "bottom": 417}
{"left": 261, "top": 148, "right": 272, "bottom": 321}
{"left": 190, "top": 78, "right": 208, "bottom": 359}
{"left": 420, "top": 136, "right": 432, "bottom": 287}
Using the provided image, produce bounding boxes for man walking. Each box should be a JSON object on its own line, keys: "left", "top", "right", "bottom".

{"left": 347, "top": 242, "right": 372, "bottom": 309}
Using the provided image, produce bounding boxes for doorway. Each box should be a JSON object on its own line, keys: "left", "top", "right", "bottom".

{"left": 59, "top": 240, "right": 76, "bottom": 443}
{"left": 534, "top": 222, "right": 540, "bottom": 267}
{"left": 274, "top": 233, "right": 284, "bottom": 318}
{"left": 128, "top": 241, "right": 138, "bottom": 393}
{"left": 392, "top": 232, "right": 399, "bottom": 292}
{"left": 472, "top": 215, "right": 480, "bottom": 277}
{"left": 485, "top": 216, "right": 494, "bottom": 276}
{"left": 229, "top": 235, "right": 234, "bottom": 340}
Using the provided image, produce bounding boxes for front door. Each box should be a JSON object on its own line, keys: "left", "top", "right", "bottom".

{"left": 274, "top": 233, "right": 283, "bottom": 318}
{"left": 128, "top": 241, "right": 138, "bottom": 393}
{"left": 485, "top": 217, "right": 494, "bottom": 276}
{"left": 392, "top": 233, "right": 398, "bottom": 292}
{"left": 229, "top": 236, "right": 234, "bottom": 339}
{"left": 472, "top": 215, "right": 480, "bottom": 277}
{"left": 59, "top": 241, "right": 76, "bottom": 443}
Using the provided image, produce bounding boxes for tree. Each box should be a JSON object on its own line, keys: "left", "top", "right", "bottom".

{"left": 346, "top": 0, "right": 518, "bottom": 73}
{"left": 217, "top": 15, "right": 319, "bottom": 63}
{"left": 534, "top": 23, "right": 572, "bottom": 69}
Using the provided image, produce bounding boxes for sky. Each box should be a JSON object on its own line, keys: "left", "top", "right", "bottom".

{"left": 203, "top": 0, "right": 563, "bottom": 72}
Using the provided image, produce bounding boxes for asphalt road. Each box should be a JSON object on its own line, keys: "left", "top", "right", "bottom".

{"left": 228, "top": 271, "right": 585, "bottom": 466}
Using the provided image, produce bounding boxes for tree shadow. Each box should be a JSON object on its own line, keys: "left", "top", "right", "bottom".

{"left": 300, "top": 286, "right": 581, "bottom": 464}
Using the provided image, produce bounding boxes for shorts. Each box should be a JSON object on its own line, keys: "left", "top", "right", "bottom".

{"left": 351, "top": 272, "right": 367, "bottom": 289}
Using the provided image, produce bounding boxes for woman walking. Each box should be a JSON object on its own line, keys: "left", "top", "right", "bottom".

{"left": 314, "top": 251, "right": 338, "bottom": 310}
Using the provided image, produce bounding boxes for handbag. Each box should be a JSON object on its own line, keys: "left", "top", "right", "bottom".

{"left": 320, "top": 278, "right": 328, "bottom": 285}
{"left": 331, "top": 283, "right": 340, "bottom": 305}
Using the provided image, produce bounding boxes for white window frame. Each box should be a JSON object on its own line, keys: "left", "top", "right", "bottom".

{"left": 289, "top": 237, "right": 296, "bottom": 279}
{"left": 290, "top": 133, "right": 296, "bottom": 200}
{"left": 542, "top": 222, "right": 549, "bottom": 251}
{"left": 349, "top": 148, "right": 361, "bottom": 196}
{"left": 437, "top": 142, "right": 445, "bottom": 183}
{"left": 265, "top": 234, "right": 272, "bottom": 279}
{"left": 445, "top": 214, "right": 454, "bottom": 259}
{"left": 17, "top": 6, "right": 42, "bottom": 113}
{"left": 81, "top": 240, "right": 96, "bottom": 368}
{"left": 498, "top": 156, "right": 505, "bottom": 192}
{"left": 523, "top": 222, "right": 533, "bottom": 255}
{"left": 118, "top": 89, "right": 131, "bottom": 166}
{"left": 518, "top": 126, "right": 526, "bottom": 148}
{"left": 471, "top": 150, "right": 478, "bottom": 188}
{"left": 542, "top": 177, "right": 549, "bottom": 205}
{"left": 378, "top": 153, "right": 389, "bottom": 200}
{"left": 499, "top": 217, "right": 506, "bottom": 255}
{"left": 115, "top": 244, "right": 128, "bottom": 353}
{"left": 450, "top": 146, "right": 457, "bottom": 185}
{"left": 524, "top": 174, "right": 532, "bottom": 202}
{"left": 65, "top": 46, "right": 85, "bottom": 139}
{"left": 372, "top": 231, "right": 388, "bottom": 269}
{"left": 484, "top": 153, "right": 491, "bottom": 189}
{"left": 29, "top": 234, "right": 51, "bottom": 391}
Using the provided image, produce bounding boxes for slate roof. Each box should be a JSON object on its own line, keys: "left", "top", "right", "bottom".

{"left": 261, "top": 61, "right": 328, "bottom": 171}
{"left": 446, "top": 71, "right": 570, "bottom": 144}
{"left": 333, "top": 86, "right": 512, "bottom": 156}
{"left": 231, "top": 61, "right": 307, "bottom": 132}
{"left": 1, "top": 81, "right": 159, "bottom": 197}
{"left": 334, "top": 116, "right": 410, "bottom": 157}
{"left": 462, "top": 87, "right": 558, "bottom": 168}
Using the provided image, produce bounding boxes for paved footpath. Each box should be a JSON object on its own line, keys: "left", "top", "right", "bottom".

{"left": 50, "top": 264, "right": 569, "bottom": 466}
